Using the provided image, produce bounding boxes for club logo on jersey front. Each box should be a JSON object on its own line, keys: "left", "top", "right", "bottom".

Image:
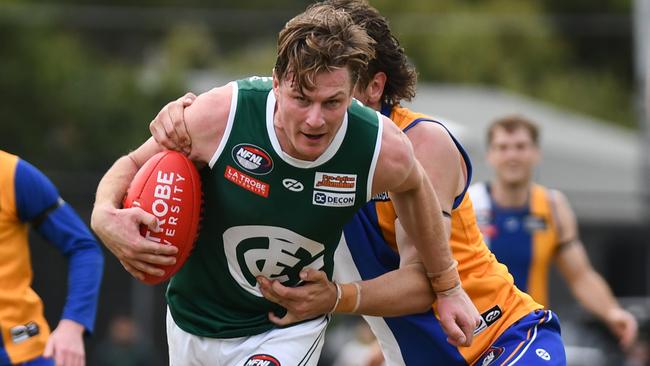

{"left": 232, "top": 144, "right": 273, "bottom": 175}
{"left": 314, "top": 172, "right": 356, "bottom": 192}
{"left": 223, "top": 226, "right": 325, "bottom": 296}
{"left": 313, "top": 191, "right": 355, "bottom": 207}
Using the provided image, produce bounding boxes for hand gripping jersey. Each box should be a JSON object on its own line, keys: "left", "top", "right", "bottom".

{"left": 468, "top": 182, "right": 560, "bottom": 307}
{"left": 0, "top": 150, "right": 103, "bottom": 365}
{"left": 166, "top": 77, "right": 383, "bottom": 338}
{"left": 334, "top": 106, "right": 542, "bottom": 365}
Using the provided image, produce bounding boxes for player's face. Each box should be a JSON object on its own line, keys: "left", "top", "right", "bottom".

{"left": 273, "top": 68, "right": 353, "bottom": 161}
{"left": 487, "top": 127, "right": 540, "bottom": 186}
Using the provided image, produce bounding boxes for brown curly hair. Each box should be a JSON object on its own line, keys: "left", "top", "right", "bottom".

{"left": 274, "top": 3, "right": 375, "bottom": 92}
{"left": 324, "top": 0, "right": 417, "bottom": 107}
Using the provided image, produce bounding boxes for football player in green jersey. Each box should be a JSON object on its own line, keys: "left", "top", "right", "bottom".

{"left": 92, "top": 3, "right": 480, "bottom": 365}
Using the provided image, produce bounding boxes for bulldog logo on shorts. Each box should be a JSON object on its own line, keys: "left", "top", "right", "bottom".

{"left": 244, "top": 354, "right": 281, "bottom": 366}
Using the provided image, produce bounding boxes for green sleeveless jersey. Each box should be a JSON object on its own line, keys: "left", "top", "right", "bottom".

{"left": 167, "top": 76, "right": 382, "bottom": 338}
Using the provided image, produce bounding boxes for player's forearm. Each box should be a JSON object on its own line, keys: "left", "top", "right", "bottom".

{"left": 38, "top": 204, "right": 104, "bottom": 333}
{"left": 93, "top": 155, "right": 138, "bottom": 209}
{"left": 571, "top": 270, "right": 620, "bottom": 322}
{"left": 391, "top": 167, "right": 452, "bottom": 274}
{"left": 351, "top": 263, "right": 434, "bottom": 316}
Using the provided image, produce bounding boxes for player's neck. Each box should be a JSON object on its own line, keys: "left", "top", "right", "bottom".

{"left": 491, "top": 180, "right": 530, "bottom": 208}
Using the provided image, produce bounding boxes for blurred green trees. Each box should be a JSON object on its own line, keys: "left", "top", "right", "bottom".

{"left": 0, "top": 24, "right": 185, "bottom": 169}
{"left": 0, "top": 0, "right": 635, "bottom": 170}
{"left": 371, "top": 0, "right": 635, "bottom": 127}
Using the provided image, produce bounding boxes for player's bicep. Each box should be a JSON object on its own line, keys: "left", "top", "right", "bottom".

{"left": 14, "top": 159, "right": 61, "bottom": 223}
{"left": 406, "top": 123, "right": 463, "bottom": 214}
{"left": 555, "top": 241, "right": 593, "bottom": 284}
{"left": 180, "top": 84, "right": 233, "bottom": 165}
{"left": 372, "top": 118, "right": 418, "bottom": 195}
{"left": 554, "top": 190, "right": 579, "bottom": 243}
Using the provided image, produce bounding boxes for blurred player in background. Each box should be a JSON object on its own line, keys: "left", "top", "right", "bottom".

{"left": 92, "top": 3, "right": 479, "bottom": 365}
{"left": 468, "top": 114, "right": 638, "bottom": 350}
{"left": 0, "top": 150, "right": 104, "bottom": 366}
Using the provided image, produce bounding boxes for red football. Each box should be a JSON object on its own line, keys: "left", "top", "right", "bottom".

{"left": 123, "top": 150, "right": 202, "bottom": 285}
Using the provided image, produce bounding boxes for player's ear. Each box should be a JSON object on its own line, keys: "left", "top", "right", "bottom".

{"left": 365, "top": 72, "right": 387, "bottom": 106}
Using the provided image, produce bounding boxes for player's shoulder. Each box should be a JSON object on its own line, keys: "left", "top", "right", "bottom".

{"left": 532, "top": 183, "right": 568, "bottom": 204}
{"left": 348, "top": 99, "right": 381, "bottom": 127}
{"left": 236, "top": 76, "right": 273, "bottom": 92}
{"left": 187, "top": 83, "right": 234, "bottom": 128}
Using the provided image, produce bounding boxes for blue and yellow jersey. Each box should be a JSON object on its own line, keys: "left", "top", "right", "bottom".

{"left": 468, "top": 182, "right": 560, "bottom": 307}
{"left": 334, "top": 106, "right": 541, "bottom": 366}
{"left": 0, "top": 150, "right": 103, "bottom": 365}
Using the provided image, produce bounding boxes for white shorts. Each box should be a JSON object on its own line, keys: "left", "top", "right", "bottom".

{"left": 166, "top": 308, "right": 328, "bottom": 366}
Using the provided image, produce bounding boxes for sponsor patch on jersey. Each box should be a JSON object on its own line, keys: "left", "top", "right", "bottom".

{"left": 282, "top": 178, "right": 304, "bottom": 192}
{"left": 314, "top": 172, "right": 356, "bottom": 192}
{"left": 244, "top": 354, "right": 281, "bottom": 366}
{"left": 11, "top": 322, "right": 39, "bottom": 344}
{"left": 224, "top": 165, "right": 269, "bottom": 198}
{"left": 313, "top": 190, "right": 355, "bottom": 207}
{"left": 524, "top": 215, "right": 548, "bottom": 232}
{"left": 232, "top": 143, "right": 274, "bottom": 175}
{"left": 371, "top": 191, "right": 390, "bottom": 201}
{"left": 477, "top": 346, "right": 504, "bottom": 366}
{"left": 474, "top": 305, "right": 503, "bottom": 335}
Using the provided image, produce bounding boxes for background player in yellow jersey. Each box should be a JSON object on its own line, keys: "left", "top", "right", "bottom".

{"left": 150, "top": 1, "right": 568, "bottom": 364}
{"left": 0, "top": 150, "right": 104, "bottom": 366}
{"left": 468, "top": 115, "right": 638, "bottom": 351}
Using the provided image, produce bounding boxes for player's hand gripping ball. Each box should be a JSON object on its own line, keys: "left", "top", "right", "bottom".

{"left": 123, "top": 151, "right": 202, "bottom": 284}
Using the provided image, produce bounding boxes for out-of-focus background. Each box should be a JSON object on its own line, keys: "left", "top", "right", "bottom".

{"left": 1, "top": 0, "right": 648, "bottom": 365}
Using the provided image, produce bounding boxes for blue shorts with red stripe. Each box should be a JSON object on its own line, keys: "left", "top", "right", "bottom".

{"left": 475, "top": 310, "right": 566, "bottom": 366}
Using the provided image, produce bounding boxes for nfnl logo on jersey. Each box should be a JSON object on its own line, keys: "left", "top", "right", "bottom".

{"left": 244, "top": 354, "right": 280, "bottom": 366}
{"left": 232, "top": 143, "right": 274, "bottom": 175}
{"left": 313, "top": 172, "right": 356, "bottom": 192}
